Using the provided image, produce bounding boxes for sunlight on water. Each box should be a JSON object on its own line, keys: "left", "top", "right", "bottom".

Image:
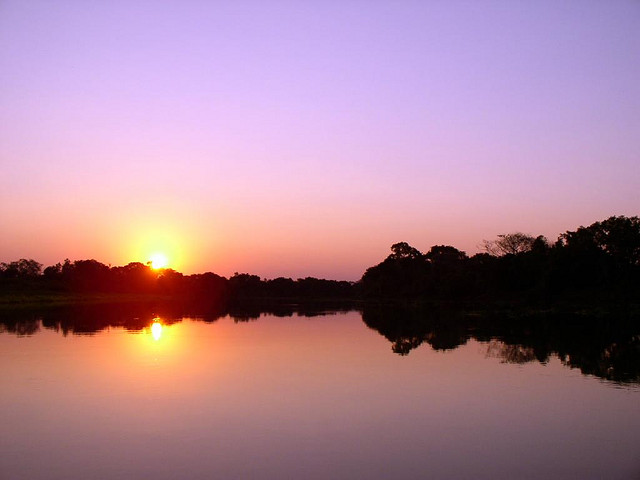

{"left": 151, "top": 319, "right": 163, "bottom": 341}
{"left": 0, "top": 311, "right": 638, "bottom": 480}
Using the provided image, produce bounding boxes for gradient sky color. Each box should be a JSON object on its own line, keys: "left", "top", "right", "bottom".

{"left": 1, "top": 1, "right": 639, "bottom": 279}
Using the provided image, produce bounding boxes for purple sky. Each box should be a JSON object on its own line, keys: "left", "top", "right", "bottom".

{"left": 1, "top": 1, "right": 639, "bottom": 279}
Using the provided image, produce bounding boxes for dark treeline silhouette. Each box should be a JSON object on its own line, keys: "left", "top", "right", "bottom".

{"left": 361, "top": 215, "right": 640, "bottom": 305}
{"left": 1, "top": 215, "right": 639, "bottom": 307}
{"left": 0, "top": 260, "right": 354, "bottom": 305}
{"left": 362, "top": 303, "right": 640, "bottom": 384}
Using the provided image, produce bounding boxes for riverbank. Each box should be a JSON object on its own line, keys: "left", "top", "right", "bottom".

{"left": 0, "top": 291, "right": 176, "bottom": 309}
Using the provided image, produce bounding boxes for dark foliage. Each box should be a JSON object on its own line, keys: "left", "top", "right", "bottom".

{"left": 1, "top": 259, "right": 355, "bottom": 304}
{"left": 362, "top": 303, "right": 640, "bottom": 383}
{"left": 1, "top": 215, "right": 638, "bottom": 307}
{"left": 360, "top": 215, "right": 640, "bottom": 304}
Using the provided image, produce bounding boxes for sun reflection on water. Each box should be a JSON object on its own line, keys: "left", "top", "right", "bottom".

{"left": 151, "top": 319, "right": 163, "bottom": 341}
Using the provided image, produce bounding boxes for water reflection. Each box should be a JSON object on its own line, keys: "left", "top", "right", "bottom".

{"left": 362, "top": 304, "right": 640, "bottom": 384}
{"left": 151, "top": 319, "right": 163, "bottom": 341}
{"left": 1, "top": 301, "right": 638, "bottom": 384}
{"left": 2, "top": 309, "right": 638, "bottom": 480}
{"left": 486, "top": 340, "right": 540, "bottom": 364}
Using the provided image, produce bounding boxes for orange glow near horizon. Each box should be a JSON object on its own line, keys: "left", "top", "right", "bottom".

{"left": 125, "top": 223, "right": 188, "bottom": 272}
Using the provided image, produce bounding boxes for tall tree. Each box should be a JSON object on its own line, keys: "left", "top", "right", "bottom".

{"left": 482, "top": 233, "right": 537, "bottom": 256}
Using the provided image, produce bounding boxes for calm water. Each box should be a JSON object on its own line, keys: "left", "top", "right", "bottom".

{"left": 1, "top": 308, "right": 639, "bottom": 479}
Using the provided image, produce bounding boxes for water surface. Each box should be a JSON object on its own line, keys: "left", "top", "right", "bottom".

{"left": 1, "top": 308, "right": 638, "bottom": 479}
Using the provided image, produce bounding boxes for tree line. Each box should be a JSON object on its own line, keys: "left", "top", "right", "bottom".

{"left": 1, "top": 215, "right": 639, "bottom": 306}
{"left": 360, "top": 215, "right": 639, "bottom": 304}
{"left": 0, "top": 258, "right": 354, "bottom": 303}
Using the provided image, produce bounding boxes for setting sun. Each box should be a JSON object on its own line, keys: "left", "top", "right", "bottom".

{"left": 150, "top": 253, "right": 169, "bottom": 270}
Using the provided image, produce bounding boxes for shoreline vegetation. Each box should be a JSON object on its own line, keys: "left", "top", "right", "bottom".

{"left": 0, "top": 291, "right": 637, "bottom": 317}
{"left": 0, "top": 215, "right": 638, "bottom": 315}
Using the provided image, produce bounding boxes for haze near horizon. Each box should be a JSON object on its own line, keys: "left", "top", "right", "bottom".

{"left": 1, "top": 1, "right": 638, "bottom": 279}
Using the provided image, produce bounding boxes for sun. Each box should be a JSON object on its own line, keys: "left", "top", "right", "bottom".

{"left": 149, "top": 253, "right": 169, "bottom": 270}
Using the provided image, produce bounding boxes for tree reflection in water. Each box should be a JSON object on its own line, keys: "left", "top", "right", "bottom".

{"left": 361, "top": 303, "right": 640, "bottom": 384}
{"left": 1, "top": 301, "right": 638, "bottom": 384}
{"left": 486, "top": 341, "right": 540, "bottom": 364}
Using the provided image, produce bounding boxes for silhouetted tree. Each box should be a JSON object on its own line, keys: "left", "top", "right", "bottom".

{"left": 157, "top": 269, "right": 185, "bottom": 294}
{"left": 265, "top": 277, "right": 297, "bottom": 297}
{"left": 111, "top": 262, "right": 156, "bottom": 293}
{"left": 0, "top": 259, "right": 42, "bottom": 278}
{"left": 389, "top": 242, "right": 423, "bottom": 260}
{"left": 229, "top": 273, "right": 264, "bottom": 298}
{"left": 550, "top": 216, "right": 640, "bottom": 293}
{"left": 361, "top": 243, "right": 429, "bottom": 298}
{"left": 425, "top": 245, "right": 469, "bottom": 299}
{"left": 425, "top": 245, "right": 467, "bottom": 264}
{"left": 482, "top": 232, "right": 538, "bottom": 256}
{"left": 65, "top": 260, "right": 111, "bottom": 291}
{"left": 558, "top": 215, "right": 640, "bottom": 266}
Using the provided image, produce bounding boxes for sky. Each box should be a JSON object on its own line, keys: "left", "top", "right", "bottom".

{"left": 1, "top": 0, "right": 639, "bottom": 280}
